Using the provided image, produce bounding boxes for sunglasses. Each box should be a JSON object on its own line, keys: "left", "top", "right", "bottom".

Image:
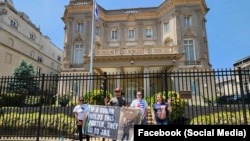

{"left": 115, "top": 90, "right": 120, "bottom": 93}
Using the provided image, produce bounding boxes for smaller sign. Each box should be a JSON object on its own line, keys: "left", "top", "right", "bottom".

{"left": 179, "top": 91, "right": 192, "bottom": 99}
{"left": 84, "top": 105, "right": 142, "bottom": 140}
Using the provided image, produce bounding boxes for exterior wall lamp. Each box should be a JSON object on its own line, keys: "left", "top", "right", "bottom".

{"left": 130, "top": 58, "right": 134, "bottom": 64}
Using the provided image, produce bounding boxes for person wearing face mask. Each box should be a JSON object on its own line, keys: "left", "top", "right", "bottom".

{"left": 130, "top": 91, "right": 148, "bottom": 125}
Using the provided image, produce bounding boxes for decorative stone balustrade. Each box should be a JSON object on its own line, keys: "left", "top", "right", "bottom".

{"left": 93, "top": 46, "right": 179, "bottom": 56}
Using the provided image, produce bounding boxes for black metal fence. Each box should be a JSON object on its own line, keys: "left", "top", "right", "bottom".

{"left": 0, "top": 68, "right": 249, "bottom": 140}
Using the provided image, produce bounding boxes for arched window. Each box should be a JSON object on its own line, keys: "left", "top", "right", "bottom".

{"left": 10, "top": 19, "right": 18, "bottom": 28}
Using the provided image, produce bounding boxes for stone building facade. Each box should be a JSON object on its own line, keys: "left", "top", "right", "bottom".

{"left": 61, "top": 0, "right": 211, "bottom": 74}
{"left": 60, "top": 0, "right": 212, "bottom": 102}
{"left": 0, "top": 0, "right": 62, "bottom": 77}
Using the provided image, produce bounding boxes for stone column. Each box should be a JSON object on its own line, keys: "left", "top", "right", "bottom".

{"left": 143, "top": 67, "right": 150, "bottom": 97}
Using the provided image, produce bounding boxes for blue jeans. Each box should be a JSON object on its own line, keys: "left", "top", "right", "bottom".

{"left": 156, "top": 119, "right": 168, "bottom": 125}
{"left": 141, "top": 118, "right": 148, "bottom": 125}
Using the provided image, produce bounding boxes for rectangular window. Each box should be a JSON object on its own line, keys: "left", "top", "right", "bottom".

{"left": 164, "top": 22, "right": 170, "bottom": 32}
{"left": 37, "top": 67, "right": 42, "bottom": 75}
{"left": 51, "top": 62, "right": 54, "bottom": 69}
{"left": 57, "top": 56, "right": 61, "bottom": 61}
{"left": 38, "top": 56, "right": 43, "bottom": 63}
{"left": 111, "top": 30, "right": 117, "bottom": 39}
{"left": 77, "top": 22, "right": 83, "bottom": 33}
{"left": 146, "top": 28, "right": 152, "bottom": 37}
{"left": 73, "top": 44, "right": 84, "bottom": 64}
{"left": 191, "top": 80, "right": 198, "bottom": 96}
{"left": 5, "top": 53, "right": 12, "bottom": 64}
{"left": 184, "top": 17, "right": 191, "bottom": 27}
{"left": 184, "top": 39, "right": 196, "bottom": 65}
{"left": 30, "top": 33, "right": 35, "bottom": 40}
{"left": 30, "top": 51, "right": 34, "bottom": 58}
{"left": 96, "top": 26, "right": 100, "bottom": 36}
{"left": 10, "top": 19, "right": 18, "bottom": 28}
{"left": 128, "top": 29, "right": 135, "bottom": 39}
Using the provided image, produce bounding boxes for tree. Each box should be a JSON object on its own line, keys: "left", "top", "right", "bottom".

{"left": 7, "top": 59, "right": 38, "bottom": 96}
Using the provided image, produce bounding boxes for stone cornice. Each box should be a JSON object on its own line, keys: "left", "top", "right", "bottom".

{"left": 63, "top": 0, "right": 208, "bottom": 22}
{"left": 170, "top": 0, "right": 208, "bottom": 15}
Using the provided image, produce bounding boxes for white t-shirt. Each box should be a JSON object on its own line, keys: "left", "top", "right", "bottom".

{"left": 73, "top": 104, "right": 89, "bottom": 120}
{"left": 130, "top": 99, "right": 148, "bottom": 116}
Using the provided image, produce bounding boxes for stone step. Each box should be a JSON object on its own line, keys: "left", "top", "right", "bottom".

{"left": 146, "top": 108, "right": 156, "bottom": 125}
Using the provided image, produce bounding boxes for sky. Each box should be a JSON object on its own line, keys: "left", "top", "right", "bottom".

{"left": 12, "top": 0, "right": 250, "bottom": 70}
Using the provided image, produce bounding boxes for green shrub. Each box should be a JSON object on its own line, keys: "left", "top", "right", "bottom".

{"left": 190, "top": 110, "right": 250, "bottom": 125}
{"left": 83, "top": 89, "right": 112, "bottom": 105}
{"left": 1, "top": 93, "right": 26, "bottom": 107}
{"left": 0, "top": 112, "right": 75, "bottom": 135}
{"left": 58, "top": 94, "right": 72, "bottom": 107}
{"left": 43, "top": 95, "right": 56, "bottom": 106}
{"left": 24, "top": 96, "right": 42, "bottom": 107}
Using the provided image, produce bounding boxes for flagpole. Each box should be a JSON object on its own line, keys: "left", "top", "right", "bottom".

{"left": 89, "top": 0, "right": 96, "bottom": 90}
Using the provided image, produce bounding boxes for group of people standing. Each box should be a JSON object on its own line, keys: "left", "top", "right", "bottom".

{"left": 73, "top": 87, "right": 172, "bottom": 141}
{"left": 104, "top": 87, "right": 172, "bottom": 126}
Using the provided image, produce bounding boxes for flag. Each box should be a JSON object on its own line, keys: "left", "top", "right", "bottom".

{"left": 94, "top": 0, "right": 99, "bottom": 21}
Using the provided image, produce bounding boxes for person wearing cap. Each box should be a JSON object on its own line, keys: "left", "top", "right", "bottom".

{"left": 73, "top": 97, "right": 90, "bottom": 141}
{"left": 104, "top": 87, "right": 126, "bottom": 107}
{"left": 104, "top": 87, "right": 126, "bottom": 141}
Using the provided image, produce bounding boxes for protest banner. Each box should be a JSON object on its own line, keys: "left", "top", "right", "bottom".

{"left": 84, "top": 105, "right": 141, "bottom": 140}
{"left": 117, "top": 107, "right": 142, "bottom": 141}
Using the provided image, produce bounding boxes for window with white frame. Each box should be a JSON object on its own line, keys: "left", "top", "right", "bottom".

{"left": 96, "top": 26, "right": 100, "bottom": 36}
{"left": 164, "top": 22, "right": 170, "bottom": 32}
{"left": 5, "top": 53, "right": 12, "bottom": 64}
{"left": 77, "top": 22, "right": 83, "bottom": 33}
{"left": 73, "top": 44, "right": 84, "bottom": 64}
{"left": 37, "top": 56, "right": 43, "bottom": 63}
{"left": 51, "top": 62, "right": 54, "bottom": 69}
{"left": 57, "top": 65, "right": 60, "bottom": 71}
{"left": 57, "top": 55, "right": 61, "bottom": 61}
{"left": 37, "top": 67, "right": 42, "bottom": 75}
{"left": 184, "top": 16, "right": 191, "bottom": 27}
{"left": 146, "top": 27, "right": 153, "bottom": 37}
{"left": 30, "top": 33, "right": 35, "bottom": 40}
{"left": 10, "top": 19, "right": 18, "bottom": 28}
{"left": 111, "top": 29, "right": 117, "bottom": 39}
{"left": 30, "top": 51, "right": 34, "bottom": 58}
{"left": 128, "top": 28, "right": 135, "bottom": 39}
{"left": 191, "top": 79, "right": 198, "bottom": 96}
{"left": 127, "top": 82, "right": 138, "bottom": 103}
{"left": 184, "top": 39, "right": 195, "bottom": 64}
{"left": 40, "top": 45, "right": 43, "bottom": 50}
